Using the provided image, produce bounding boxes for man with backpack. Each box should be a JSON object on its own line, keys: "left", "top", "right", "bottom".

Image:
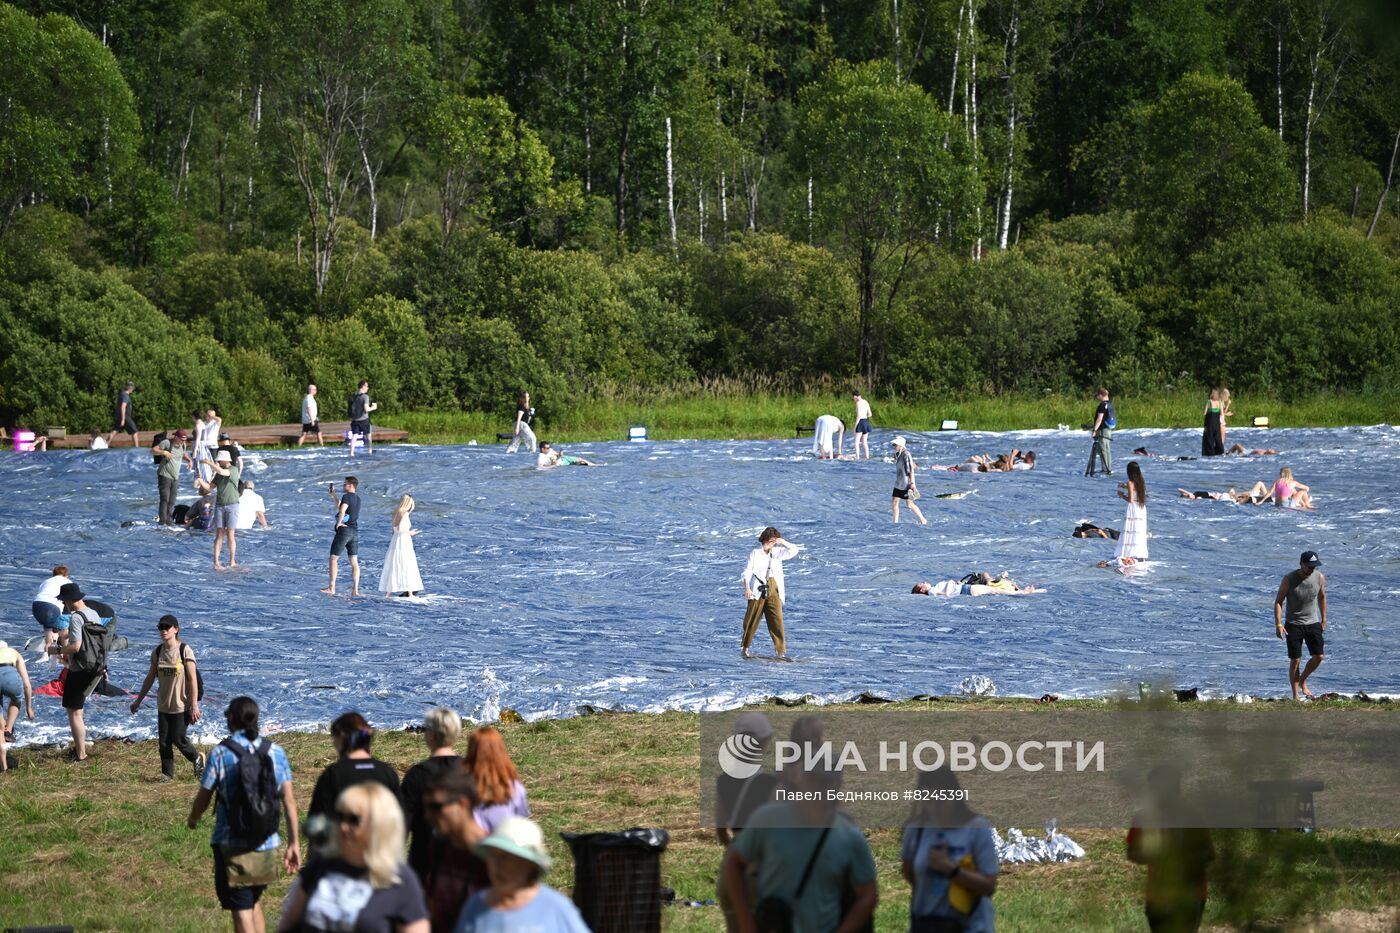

{"left": 188, "top": 695, "right": 302, "bottom": 933}
{"left": 48, "top": 583, "right": 116, "bottom": 763}
{"left": 1085, "top": 387, "right": 1116, "bottom": 477}
{"left": 130, "top": 615, "right": 205, "bottom": 780}
{"left": 348, "top": 380, "right": 377, "bottom": 454}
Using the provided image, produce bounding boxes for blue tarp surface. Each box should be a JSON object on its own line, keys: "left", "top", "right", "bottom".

{"left": 2, "top": 424, "right": 1396, "bottom": 746}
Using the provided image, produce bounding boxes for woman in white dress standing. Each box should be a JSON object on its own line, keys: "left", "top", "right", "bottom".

{"left": 193, "top": 407, "right": 221, "bottom": 484}
{"left": 379, "top": 494, "right": 424, "bottom": 597}
{"left": 1114, "top": 461, "right": 1149, "bottom": 565}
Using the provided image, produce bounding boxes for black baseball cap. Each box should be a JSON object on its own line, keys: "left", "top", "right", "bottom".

{"left": 58, "top": 582, "right": 85, "bottom": 603}
{"left": 1300, "top": 551, "right": 1322, "bottom": 567}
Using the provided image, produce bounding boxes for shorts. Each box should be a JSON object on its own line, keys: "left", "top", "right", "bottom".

{"left": 330, "top": 525, "right": 359, "bottom": 556}
{"left": 855, "top": 418, "right": 871, "bottom": 434}
{"left": 212, "top": 845, "right": 267, "bottom": 912}
{"left": 961, "top": 583, "right": 974, "bottom": 595}
{"left": 1286, "top": 623, "right": 1324, "bottom": 660}
{"left": 350, "top": 419, "right": 371, "bottom": 437}
{"left": 0, "top": 667, "right": 23, "bottom": 704}
{"left": 302, "top": 421, "right": 320, "bottom": 433}
{"left": 33, "top": 601, "right": 61, "bottom": 630}
{"left": 892, "top": 487, "right": 910, "bottom": 499}
{"left": 213, "top": 504, "right": 240, "bottom": 530}
{"left": 63, "top": 669, "right": 100, "bottom": 711}
{"left": 114, "top": 417, "right": 137, "bottom": 435}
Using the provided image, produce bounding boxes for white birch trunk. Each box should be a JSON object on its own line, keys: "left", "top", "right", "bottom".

{"left": 1367, "top": 124, "right": 1400, "bottom": 238}
{"left": 720, "top": 171, "right": 728, "bottom": 224}
{"left": 807, "top": 176, "right": 814, "bottom": 244}
{"left": 665, "top": 116, "right": 676, "bottom": 247}
{"left": 698, "top": 186, "right": 706, "bottom": 242}
{"left": 361, "top": 141, "right": 379, "bottom": 241}
{"left": 893, "top": 0, "right": 902, "bottom": 83}
{"left": 1276, "top": 5, "right": 1285, "bottom": 140}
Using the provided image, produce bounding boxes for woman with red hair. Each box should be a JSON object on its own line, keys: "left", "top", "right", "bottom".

{"left": 464, "top": 727, "right": 530, "bottom": 833}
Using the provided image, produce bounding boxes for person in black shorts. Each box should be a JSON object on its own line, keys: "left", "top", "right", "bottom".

{"left": 51, "top": 583, "right": 104, "bottom": 761}
{"left": 323, "top": 477, "right": 362, "bottom": 597}
{"left": 106, "top": 382, "right": 138, "bottom": 447}
{"left": 1273, "top": 551, "right": 1327, "bottom": 700}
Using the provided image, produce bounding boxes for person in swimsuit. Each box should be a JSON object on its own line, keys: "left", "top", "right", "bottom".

{"left": 851, "top": 392, "right": 873, "bottom": 459}
{"left": 1227, "top": 444, "right": 1278, "bottom": 456}
{"left": 1271, "top": 467, "right": 1314, "bottom": 510}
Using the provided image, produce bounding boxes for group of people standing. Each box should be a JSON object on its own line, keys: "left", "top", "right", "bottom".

{"left": 183, "top": 698, "right": 584, "bottom": 933}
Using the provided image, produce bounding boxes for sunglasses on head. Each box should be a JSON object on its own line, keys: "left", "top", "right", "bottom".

{"left": 336, "top": 810, "right": 363, "bottom": 827}
{"left": 424, "top": 796, "right": 463, "bottom": 815}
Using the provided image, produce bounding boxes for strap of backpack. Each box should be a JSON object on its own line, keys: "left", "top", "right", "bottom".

{"left": 794, "top": 825, "right": 833, "bottom": 900}
{"left": 221, "top": 736, "right": 247, "bottom": 759}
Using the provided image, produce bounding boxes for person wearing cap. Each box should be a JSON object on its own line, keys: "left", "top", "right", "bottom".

{"left": 741, "top": 527, "right": 801, "bottom": 661}
{"left": 716, "top": 712, "right": 780, "bottom": 932}
{"left": 891, "top": 436, "right": 928, "bottom": 525}
{"left": 205, "top": 449, "right": 242, "bottom": 570}
{"left": 1273, "top": 551, "right": 1327, "bottom": 700}
{"left": 153, "top": 428, "right": 192, "bottom": 525}
{"left": 452, "top": 816, "right": 588, "bottom": 933}
{"left": 48, "top": 583, "right": 102, "bottom": 762}
{"left": 106, "top": 381, "right": 138, "bottom": 446}
{"left": 130, "top": 615, "right": 205, "bottom": 780}
{"left": 724, "top": 765, "right": 879, "bottom": 933}
{"left": 217, "top": 432, "right": 244, "bottom": 469}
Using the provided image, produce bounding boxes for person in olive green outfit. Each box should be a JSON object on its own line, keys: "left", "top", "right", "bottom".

{"left": 740, "top": 527, "right": 801, "bottom": 661}
{"left": 206, "top": 449, "right": 242, "bottom": 570}
{"left": 153, "top": 428, "right": 191, "bottom": 525}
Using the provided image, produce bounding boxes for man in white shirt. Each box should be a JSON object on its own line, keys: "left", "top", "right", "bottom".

{"left": 299, "top": 384, "right": 323, "bottom": 446}
{"left": 740, "top": 527, "right": 800, "bottom": 660}
{"left": 235, "top": 481, "right": 270, "bottom": 529}
{"left": 812, "top": 415, "right": 844, "bottom": 460}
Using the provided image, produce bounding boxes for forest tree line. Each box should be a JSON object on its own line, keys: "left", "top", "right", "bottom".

{"left": 2, "top": 0, "right": 1400, "bottom": 431}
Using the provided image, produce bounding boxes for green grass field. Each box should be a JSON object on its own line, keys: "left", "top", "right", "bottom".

{"left": 380, "top": 387, "right": 1398, "bottom": 447}
{"left": 3, "top": 700, "right": 1396, "bottom": 932}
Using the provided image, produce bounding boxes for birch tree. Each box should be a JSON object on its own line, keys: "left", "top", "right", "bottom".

{"left": 797, "top": 60, "right": 980, "bottom": 384}
{"left": 264, "top": 0, "right": 422, "bottom": 301}
{"left": 1288, "top": 0, "right": 1352, "bottom": 218}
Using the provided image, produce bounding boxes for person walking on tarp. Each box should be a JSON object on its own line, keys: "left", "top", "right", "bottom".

{"left": 1274, "top": 551, "right": 1327, "bottom": 701}
{"left": 740, "top": 527, "right": 800, "bottom": 661}
{"left": 348, "top": 381, "right": 377, "bottom": 454}
{"left": 1085, "top": 387, "right": 1116, "bottom": 477}
{"left": 506, "top": 391, "right": 537, "bottom": 454}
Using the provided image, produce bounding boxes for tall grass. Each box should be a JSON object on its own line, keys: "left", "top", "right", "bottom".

{"left": 382, "top": 385, "right": 1399, "bottom": 446}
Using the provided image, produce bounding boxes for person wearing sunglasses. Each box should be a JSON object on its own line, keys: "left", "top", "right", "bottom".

{"left": 278, "top": 782, "right": 429, "bottom": 933}
{"left": 422, "top": 766, "right": 488, "bottom": 932}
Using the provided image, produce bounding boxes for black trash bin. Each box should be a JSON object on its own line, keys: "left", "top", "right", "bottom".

{"left": 561, "top": 828, "right": 669, "bottom": 933}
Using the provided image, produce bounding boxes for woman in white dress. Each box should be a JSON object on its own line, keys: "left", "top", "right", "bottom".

{"left": 1114, "top": 461, "right": 1149, "bottom": 565}
{"left": 379, "top": 494, "right": 424, "bottom": 597}
{"left": 193, "top": 408, "right": 221, "bottom": 484}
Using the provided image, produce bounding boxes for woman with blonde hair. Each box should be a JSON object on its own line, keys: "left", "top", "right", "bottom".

{"left": 401, "top": 707, "right": 463, "bottom": 878}
{"left": 465, "top": 727, "right": 531, "bottom": 833}
{"left": 379, "top": 494, "right": 423, "bottom": 597}
{"left": 278, "top": 782, "right": 429, "bottom": 933}
{"left": 1272, "top": 466, "right": 1315, "bottom": 510}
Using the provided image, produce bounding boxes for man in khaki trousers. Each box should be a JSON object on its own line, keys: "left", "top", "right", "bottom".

{"left": 741, "top": 527, "right": 800, "bottom": 661}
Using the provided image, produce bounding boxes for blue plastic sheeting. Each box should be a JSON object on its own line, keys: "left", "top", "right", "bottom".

{"left": 2, "top": 425, "right": 1397, "bottom": 747}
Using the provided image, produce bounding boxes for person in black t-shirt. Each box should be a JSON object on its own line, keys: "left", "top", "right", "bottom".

{"left": 323, "top": 477, "right": 363, "bottom": 597}
{"left": 1085, "top": 387, "right": 1116, "bottom": 477}
{"left": 308, "top": 712, "right": 402, "bottom": 826}
{"left": 401, "top": 707, "right": 463, "bottom": 879}
{"left": 106, "top": 382, "right": 138, "bottom": 447}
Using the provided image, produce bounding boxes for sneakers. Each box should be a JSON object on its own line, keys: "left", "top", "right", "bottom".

{"left": 158, "top": 773, "right": 175, "bottom": 782}
{"left": 193, "top": 752, "right": 206, "bottom": 779}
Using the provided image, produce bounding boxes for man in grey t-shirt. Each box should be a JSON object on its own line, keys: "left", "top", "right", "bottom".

{"left": 891, "top": 436, "right": 927, "bottom": 525}
{"left": 1273, "top": 551, "right": 1327, "bottom": 700}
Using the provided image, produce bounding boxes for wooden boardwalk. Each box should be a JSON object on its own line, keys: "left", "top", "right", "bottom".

{"left": 44, "top": 421, "right": 409, "bottom": 450}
